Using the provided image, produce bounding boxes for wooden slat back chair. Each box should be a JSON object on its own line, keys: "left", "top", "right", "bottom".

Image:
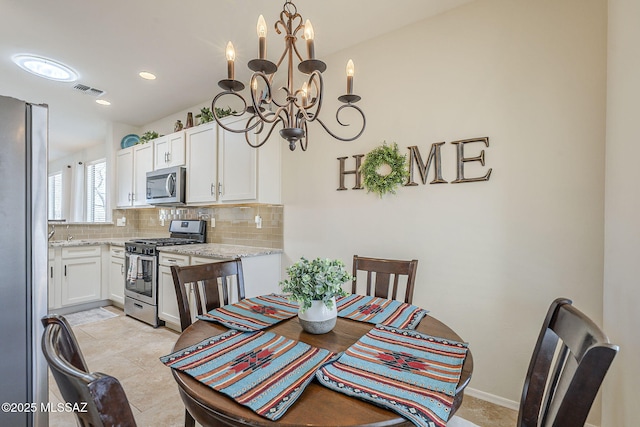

{"left": 171, "top": 259, "right": 246, "bottom": 331}
{"left": 518, "top": 298, "right": 619, "bottom": 427}
{"left": 41, "top": 314, "right": 137, "bottom": 427}
{"left": 351, "top": 255, "right": 418, "bottom": 304}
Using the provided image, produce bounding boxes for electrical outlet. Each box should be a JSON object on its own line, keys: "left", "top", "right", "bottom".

{"left": 211, "top": 218, "right": 216, "bottom": 228}
{"left": 116, "top": 217, "right": 126, "bottom": 227}
{"left": 255, "top": 215, "right": 262, "bottom": 229}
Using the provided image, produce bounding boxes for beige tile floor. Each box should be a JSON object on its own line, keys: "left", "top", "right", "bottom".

{"left": 48, "top": 306, "right": 517, "bottom": 427}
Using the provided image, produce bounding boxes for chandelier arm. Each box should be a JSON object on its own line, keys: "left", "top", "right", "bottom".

{"left": 245, "top": 116, "right": 283, "bottom": 148}
{"left": 313, "top": 103, "right": 367, "bottom": 142}
{"left": 212, "top": 91, "right": 263, "bottom": 134}
{"left": 299, "top": 121, "right": 309, "bottom": 151}
{"left": 243, "top": 117, "right": 269, "bottom": 148}
{"left": 300, "top": 71, "right": 323, "bottom": 122}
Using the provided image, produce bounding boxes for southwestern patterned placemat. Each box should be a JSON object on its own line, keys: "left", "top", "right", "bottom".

{"left": 316, "top": 325, "right": 468, "bottom": 427}
{"left": 161, "top": 329, "right": 337, "bottom": 420}
{"left": 197, "top": 294, "right": 299, "bottom": 331}
{"left": 336, "top": 294, "right": 428, "bottom": 329}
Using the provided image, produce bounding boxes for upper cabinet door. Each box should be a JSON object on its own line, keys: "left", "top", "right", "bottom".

{"left": 185, "top": 123, "right": 218, "bottom": 204}
{"left": 218, "top": 116, "right": 257, "bottom": 202}
{"left": 133, "top": 143, "right": 154, "bottom": 206}
{"left": 153, "top": 135, "right": 169, "bottom": 169}
{"left": 116, "top": 147, "right": 134, "bottom": 207}
{"left": 154, "top": 132, "right": 185, "bottom": 169}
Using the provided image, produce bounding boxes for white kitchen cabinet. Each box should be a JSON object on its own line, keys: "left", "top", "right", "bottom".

{"left": 61, "top": 246, "right": 102, "bottom": 307}
{"left": 185, "top": 122, "right": 218, "bottom": 204}
{"left": 116, "top": 143, "right": 154, "bottom": 207}
{"left": 158, "top": 252, "right": 190, "bottom": 329}
{"left": 108, "top": 246, "right": 125, "bottom": 306}
{"left": 115, "top": 148, "right": 133, "bottom": 207}
{"left": 154, "top": 131, "right": 185, "bottom": 169}
{"left": 238, "top": 254, "right": 282, "bottom": 298}
{"left": 48, "top": 249, "right": 59, "bottom": 310}
{"left": 218, "top": 116, "right": 257, "bottom": 202}
{"left": 185, "top": 116, "right": 281, "bottom": 205}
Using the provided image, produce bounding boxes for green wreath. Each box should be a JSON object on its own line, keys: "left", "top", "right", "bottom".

{"left": 360, "top": 142, "right": 409, "bottom": 197}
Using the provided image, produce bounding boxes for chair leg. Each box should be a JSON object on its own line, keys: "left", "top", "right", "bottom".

{"left": 185, "top": 409, "right": 195, "bottom": 427}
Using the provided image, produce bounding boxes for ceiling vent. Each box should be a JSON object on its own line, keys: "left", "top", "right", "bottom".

{"left": 72, "top": 83, "right": 105, "bottom": 97}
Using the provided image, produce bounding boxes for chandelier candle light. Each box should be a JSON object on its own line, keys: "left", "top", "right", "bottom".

{"left": 212, "top": 1, "right": 366, "bottom": 151}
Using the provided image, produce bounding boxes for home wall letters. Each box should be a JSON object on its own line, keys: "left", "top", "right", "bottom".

{"left": 337, "top": 137, "right": 491, "bottom": 191}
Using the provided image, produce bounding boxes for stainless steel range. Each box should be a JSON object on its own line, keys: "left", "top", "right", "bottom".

{"left": 124, "top": 219, "right": 206, "bottom": 327}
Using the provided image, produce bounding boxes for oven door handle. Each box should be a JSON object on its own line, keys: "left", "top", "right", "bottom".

{"left": 125, "top": 252, "right": 157, "bottom": 263}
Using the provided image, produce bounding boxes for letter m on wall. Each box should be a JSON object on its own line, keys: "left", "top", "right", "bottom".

{"left": 406, "top": 142, "right": 447, "bottom": 186}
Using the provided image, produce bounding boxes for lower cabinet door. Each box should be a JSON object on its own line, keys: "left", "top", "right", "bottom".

{"left": 158, "top": 265, "right": 181, "bottom": 328}
{"left": 108, "top": 255, "right": 125, "bottom": 305}
{"left": 62, "top": 257, "right": 101, "bottom": 306}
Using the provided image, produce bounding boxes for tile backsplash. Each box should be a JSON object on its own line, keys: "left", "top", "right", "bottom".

{"left": 49, "top": 205, "right": 283, "bottom": 248}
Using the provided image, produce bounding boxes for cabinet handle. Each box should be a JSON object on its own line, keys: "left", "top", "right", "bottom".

{"left": 121, "top": 265, "right": 124, "bottom": 275}
{"left": 218, "top": 182, "right": 222, "bottom": 196}
{"left": 50, "top": 266, "right": 53, "bottom": 278}
{"left": 167, "top": 152, "right": 171, "bottom": 163}
{"left": 64, "top": 265, "right": 67, "bottom": 277}
{"left": 210, "top": 183, "right": 215, "bottom": 196}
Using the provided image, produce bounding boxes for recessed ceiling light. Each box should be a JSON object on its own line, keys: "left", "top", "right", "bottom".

{"left": 139, "top": 71, "right": 156, "bottom": 80}
{"left": 12, "top": 54, "right": 78, "bottom": 82}
{"left": 95, "top": 99, "right": 111, "bottom": 106}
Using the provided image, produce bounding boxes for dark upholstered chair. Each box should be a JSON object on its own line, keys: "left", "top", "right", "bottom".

{"left": 41, "top": 314, "right": 136, "bottom": 427}
{"left": 351, "top": 255, "right": 418, "bottom": 304}
{"left": 518, "top": 298, "right": 618, "bottom": 427}
{"left": 171, "top": 259, "right": 246, "bottom": 427}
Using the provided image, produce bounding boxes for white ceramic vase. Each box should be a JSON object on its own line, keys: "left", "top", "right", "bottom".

{"left": 298, "top": 297, "right": 337, "bottom": 334}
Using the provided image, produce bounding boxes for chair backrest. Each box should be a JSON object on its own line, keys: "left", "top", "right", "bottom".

{"left": 41, "top": 314, "right": 136, "bottom": 427}
{"left": 518, "top": 298, "right": 618, "bottom": 427}
{"left": 351, "top": 255, "right": 418, "bottom": 304}
{"left": 171, "top": 259, "right": 246, "bottom": 330}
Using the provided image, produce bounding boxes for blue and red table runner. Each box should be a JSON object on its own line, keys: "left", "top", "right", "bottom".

{"left": 316, "top": 325, "right": 468, "bottom": 427}
{"left": 160, "top": 329, "right": 337, "bottom": 421}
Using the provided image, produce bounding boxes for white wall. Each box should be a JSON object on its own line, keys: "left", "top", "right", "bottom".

{"left": 603, "top": 0, "right": 640, "bottom": 426}
{"left": 282, "top": 0, "right": 607, "bottom": 422}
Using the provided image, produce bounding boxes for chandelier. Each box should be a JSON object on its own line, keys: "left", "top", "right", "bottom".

{"left": 212, "top": 1, "right": 366, "bottom": 151}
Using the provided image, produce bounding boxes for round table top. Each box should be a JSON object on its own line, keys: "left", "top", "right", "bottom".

{"left": 171, "top": 314, "right": 473, "bottom": 427}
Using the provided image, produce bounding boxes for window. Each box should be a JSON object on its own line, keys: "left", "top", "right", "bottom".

{"left": 48, "top": 172, "right": 63, "bottom": 220}
{"left": 86, "top": 159, "right": 107, "bottom": 222}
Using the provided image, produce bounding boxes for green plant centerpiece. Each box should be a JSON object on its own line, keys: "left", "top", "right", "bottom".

{"left": 361, "top": 142, "right": 409, "bottom": 197}
{"left": 280, "top": 257, "right": 351, "bottom": 334}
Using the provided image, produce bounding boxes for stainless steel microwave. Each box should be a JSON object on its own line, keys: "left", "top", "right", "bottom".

{"left": 146, "top": 166, "right": 186, "bottom": 205}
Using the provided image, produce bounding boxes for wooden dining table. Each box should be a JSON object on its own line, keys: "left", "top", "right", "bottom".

{"left": 170, "top": 312, "right": 473, "bottom": 427}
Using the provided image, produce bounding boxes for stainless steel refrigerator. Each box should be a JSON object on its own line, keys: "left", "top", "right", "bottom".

{"left": 0, "top": 95, "right": 48, "bottom": 427}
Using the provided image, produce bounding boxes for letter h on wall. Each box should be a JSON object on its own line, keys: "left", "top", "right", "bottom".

{"left": 337, "top": 155, "right": 365, "bottom": 190}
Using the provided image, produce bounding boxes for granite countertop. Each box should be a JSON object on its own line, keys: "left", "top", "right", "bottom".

{"left": 157, "top": 243, "right": 283, "bottom": 259}
{"left": 48, "top": 238, "right": 132, "bottom": 248}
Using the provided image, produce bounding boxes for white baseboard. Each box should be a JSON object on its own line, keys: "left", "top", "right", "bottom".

{"left": 464, "top": 387, "right": 519, "bottom": 411}
{"left": 464, "top": 387, "right": 598, "bottom": 427}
